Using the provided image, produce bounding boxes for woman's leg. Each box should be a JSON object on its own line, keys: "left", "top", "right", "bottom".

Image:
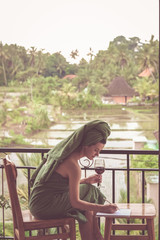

{"left": 79, "top": 211, "right": 94, "bottom": 240}
{"left": 79, "top": 211, "right": 104, "bottom": 240}
{"left": 93, "top": 212, "right": 104, "bottom": 240}
{"left": 78, "top": 184, "right": 105, "bottom": 239}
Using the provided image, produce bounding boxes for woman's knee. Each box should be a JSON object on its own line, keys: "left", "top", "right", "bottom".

{"left": 80, "top": 183, "right": 96, "bottom": 198}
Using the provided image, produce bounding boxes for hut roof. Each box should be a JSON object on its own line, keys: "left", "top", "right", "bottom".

{"left": 63, "top": 74, "right": 76, "bottom": 79}
{"left": 138, "top": 68, "right": 154, "bottom": 77}
{"left": 107, "top": 76, "right": 135, "bottom": 96}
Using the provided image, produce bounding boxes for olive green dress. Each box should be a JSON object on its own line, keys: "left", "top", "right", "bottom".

{"left": 29, "top": 172, "right": 106, "bottom": 223}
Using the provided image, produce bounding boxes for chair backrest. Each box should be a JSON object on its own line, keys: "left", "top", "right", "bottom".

{"left": 3, "top": 155, "right": 25, "bottom": 238}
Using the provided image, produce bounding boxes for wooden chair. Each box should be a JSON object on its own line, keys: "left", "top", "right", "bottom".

{"left": 3, "top": 155, "right": 76, "bottom": 240}
{"left": 97, "top": 203, "right": 156, "bottom": 240}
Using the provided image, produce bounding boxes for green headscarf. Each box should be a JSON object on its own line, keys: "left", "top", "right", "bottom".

{"left": 30, "top": 120, "right": 111, "bottom": 186}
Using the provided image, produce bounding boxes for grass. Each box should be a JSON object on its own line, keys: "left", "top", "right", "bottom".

{"left": 0, "top": 86, "right": 29, "bottom": 92}
{"left": 0, "top": 222, "right": 14, "bottom": 238}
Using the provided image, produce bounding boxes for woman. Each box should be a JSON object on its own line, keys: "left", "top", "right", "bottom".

{"left": 29, "top": 120, "right": 118, "bottom": 240}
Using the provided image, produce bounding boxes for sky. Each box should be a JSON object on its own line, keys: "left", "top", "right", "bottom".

{"left": 0, "top": 0, "right": 159, "bottom": 63}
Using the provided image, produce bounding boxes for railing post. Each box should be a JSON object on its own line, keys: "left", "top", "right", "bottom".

{"left": 2, "top": 165, "right": 5, "bottom": 238}
{"left": 112, "top": 169, "right": 115, "bottom": 203}
{"left": 142, "top": 170, "right": 145, "bottom": 203}
{"left": 126, "top": 153, "right": 130, "bottom": 236}
{"left": 112, "top": 169, "right": 115, "bottom": 235}
{"left": 127, "top": 153, "right": 130, "bottom": 203}
{"left": 142, "top": 170, "right": 145, "bottom": 235}
{"left": 159, "top": 152, "right": 160, "bottom": 240}
{"left": 28, "top": 168, "right": 31, "bottom": 198}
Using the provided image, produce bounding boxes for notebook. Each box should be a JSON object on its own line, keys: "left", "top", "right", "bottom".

{"left": 97, "top": 208, "right": 131, "bottom": 217}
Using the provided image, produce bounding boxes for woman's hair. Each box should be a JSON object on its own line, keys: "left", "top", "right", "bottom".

{"left": 76, "top": 138, "right": 106, "bottom": 153}
{"left": 99, "top": 139, "right": 106, "bottom": 144}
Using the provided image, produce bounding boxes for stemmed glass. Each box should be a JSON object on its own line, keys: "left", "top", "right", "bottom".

{"left": 94, "top": 158, "right": 105, "bottom": 189}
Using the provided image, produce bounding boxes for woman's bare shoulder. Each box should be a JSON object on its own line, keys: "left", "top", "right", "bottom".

{"left": 56, "top": 155, "right": 81, "bottom": 178}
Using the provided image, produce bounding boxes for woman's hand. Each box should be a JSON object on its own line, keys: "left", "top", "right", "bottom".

{"left": 83, "top": 174, "right": 102, "bottom": 184}
{"left": 101, "top": 203, "right": 118, "bottom": 213}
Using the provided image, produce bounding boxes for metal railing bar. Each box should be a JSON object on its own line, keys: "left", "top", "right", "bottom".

{"left": 0, "top": 148, "right": 50, "bottom": 153}
{"left": 0, "top": 148, "right": 159, "bottom": 155}
{"left": 127, "top": 153, "right": 130, "bottom": 203}
{"left": 142, "top": 170, "right": 145, "bottom": 235}
{"left": 2, "top": 167, "right": 5, "bottom": 238}
{"left": 82, "top": 167, "right": 159, "bottom": 171}
{"left": 127, "top": 153, "right": 132, "bottom": 235}
{"left": 112, "top": 169, "right": 116, "bottom": 235}
{"left": 142, "top": 171, "right": 145, "bottom": 204}
{"left": 101, "top": 149, "right": 159, "bottom": 155}
{"left": 28, "top": 168, "right": 31, "bottom": 198}
{"left": 159, "top": 154, "right": 160, "bottom": 240}
{"left": 112, "top": 170, "right": 115, "bottom": 203}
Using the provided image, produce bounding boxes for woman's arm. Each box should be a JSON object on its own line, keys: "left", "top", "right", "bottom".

{"left": 80, "top": 174, "right": 102, "bottom": 184}
{"left": 68, "top": 162, "right": 117, "bottom": 213}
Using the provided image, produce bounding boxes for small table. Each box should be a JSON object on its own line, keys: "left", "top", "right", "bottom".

{"left": 97, "top": 203, "right": 156, "bottom": 240}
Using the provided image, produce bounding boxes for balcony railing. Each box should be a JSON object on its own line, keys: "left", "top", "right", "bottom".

{"left": 0, "top": 148, "right": 160, "bottom": 239}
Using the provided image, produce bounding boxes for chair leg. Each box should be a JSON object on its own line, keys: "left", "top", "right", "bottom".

{"left": 14, "top": 232, "right": 18, "bottom": 240}
{"left": 61, "top": 225, "right": 68, "bottom": 240}
{"left": 69, "top": 221, "right": 76, "bottom": 240}
{"left": 147, "top": 219, "right": 155, "bottom": 240}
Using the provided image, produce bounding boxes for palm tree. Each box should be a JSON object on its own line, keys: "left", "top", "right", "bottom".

{"left": 70, "top": 49, "right": 79, "bottom": 60}
{"left": 87, "top": 47, "right": 94, "bottom": 62}
{"left": 8, "top": 44, "right": 24, "bottom": 81}
{"left": 17, "top": 153, "right": 42, "bottom": 178}
{"left": 75, "top": 67, "right": 91, "bottom": 91}
{"left": 116, "top": 47, "right": 129, "bottom": 70}
{"left": 61, "top": 83, "right": 76, "bottom": 106}
{"left": 137, "top": 35, "right": 159, "bottom": 82}
{"left": 36, "top": 49, "right": 45, "bottom": 75}
{"left": 0, "top": 42, "right": 8, "bottom": 86}
{"left": 18, "top": 45, "right": 30, "bottom": 70}
{"left": 128, "top": 37, "right": 141, "bottom": 51}
{"left": 45, "top": 52, "right": 67, "bottom": 78}
{"left": 135, "top": 77, "right": 153, "bottom": 100}
{"left": 28, "top": 46, "right": 37, "bottom": 67}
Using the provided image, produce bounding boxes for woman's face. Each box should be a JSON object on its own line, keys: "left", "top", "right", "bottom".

{"left": 83, "top": 142, "right": 105, "bottom": 160}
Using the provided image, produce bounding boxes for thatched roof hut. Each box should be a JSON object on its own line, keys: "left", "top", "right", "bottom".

{"left": 107, "top": 76, "right": 136, "bottom": 104}
{"left": 63, "top": 75, "right": 77, "bottom": 79}
{"left": 138, "top": 68, "right": 154, "bottom": 77}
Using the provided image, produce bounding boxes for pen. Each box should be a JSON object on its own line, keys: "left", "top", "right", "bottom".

{"left": 105, "top": 198, "right": 112, "bottom": 204}
{"left": 105, "top": 199, "right": 120, "bottom": 210}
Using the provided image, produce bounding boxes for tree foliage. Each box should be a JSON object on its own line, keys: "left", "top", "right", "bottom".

{"left": 0, "top": 35, "right": 159, "bottom": 107}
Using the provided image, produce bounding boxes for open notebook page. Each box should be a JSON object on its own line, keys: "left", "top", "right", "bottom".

{"left": 96, "top": 208, "right": 131, "bottom": 217}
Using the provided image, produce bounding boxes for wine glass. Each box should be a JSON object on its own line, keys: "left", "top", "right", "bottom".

{"left": 94, "top": 158, "right": 105, "bottom": 189}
